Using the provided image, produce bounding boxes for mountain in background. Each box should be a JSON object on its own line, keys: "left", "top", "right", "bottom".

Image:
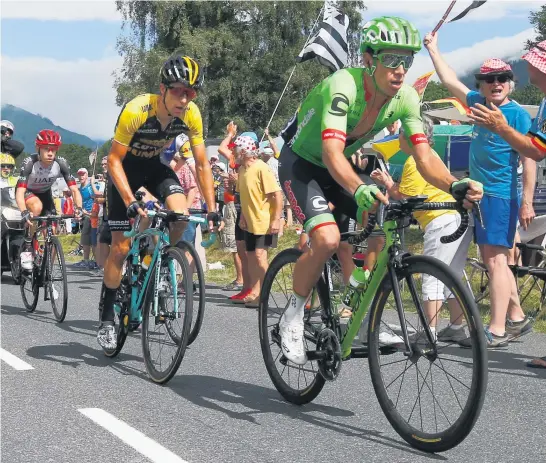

{"left": 460, "top": 59, "right": 530, "bottom": 89}
{"left": 0, "top": 104, "right": 100, "bottom": 153}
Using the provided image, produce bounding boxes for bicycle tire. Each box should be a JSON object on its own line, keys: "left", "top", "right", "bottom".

{"left": 176, "top": 240, "right": 206, "bottom": 345}
{"left": 48, "top": 237, "right": 69, "bottom": 322}
{"left": 259, "top": 248, "right": 327, "bottom": 405}
{"left": 103, "top": 260, "right": 132, "bottom": 358}
{"left": 20, "top": 263, "right": 39, "bottom": 313}
{"left": 141, "top": 246, "right": 193, "bottom": 384}
{"left": 367, "top": 255, "right": 488, "bottom": 453}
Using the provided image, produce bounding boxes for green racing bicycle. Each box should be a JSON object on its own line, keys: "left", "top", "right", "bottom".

{"left": 259, "top": 196, "right": 487, "bottom": 453}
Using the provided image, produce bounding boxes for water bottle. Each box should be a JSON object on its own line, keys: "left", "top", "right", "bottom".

{"left": 338, "top": 267, "right": 370, "bottom": 315}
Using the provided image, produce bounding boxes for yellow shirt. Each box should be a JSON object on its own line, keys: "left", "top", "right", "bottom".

{"left": 113, "top": 94, "right": 204, "bottom": 161}
{"left": 236, "top": 160, "right": 281, "bottom": 235}
{"left": 398, "top": 149, "right": 456, "bottom": 229}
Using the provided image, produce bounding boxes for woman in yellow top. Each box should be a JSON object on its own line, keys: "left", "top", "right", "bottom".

{"left": 371, "top": 117, "right": 472, "bottom": 344}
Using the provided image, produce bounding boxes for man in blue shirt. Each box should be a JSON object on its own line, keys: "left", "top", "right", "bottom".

{"left": 425, "top": 32, "right": 535, "bottom": 347}
{"left": 75, "top": 167, "right": 96, "bottom": 268}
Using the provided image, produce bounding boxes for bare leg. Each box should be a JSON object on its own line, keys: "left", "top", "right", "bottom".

{"left": 336, "top": 240, "right": 355, "bottom": 284}
{"left": 481, "top": 244, "right": 511, "bottom": 335}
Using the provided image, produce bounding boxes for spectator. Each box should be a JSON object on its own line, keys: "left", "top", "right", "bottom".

{"left": 425, "top": 32, "right": 535, "bottom": 346}
{"left": 89, "top": 195, "right": 101, "bottom": 269}
{"left": 95, "top": 157, "right": 111, "bottom": 275}
{"left": 74, "top": 167, "right": 96, "bottom": 269}
{"left": 217, "top": 123, "right": 244, "bottom": 291}
{"left": 235, "top": 135, "right": 283, "bottom": 308}
{"left": 212, "top": 162, "right": 226, "bottom": 214}
{"left": 61, "top": 188, "right": 74, "bottom": 233}
{"left": 371, "top": 117, "right": 473, "bottom": 342}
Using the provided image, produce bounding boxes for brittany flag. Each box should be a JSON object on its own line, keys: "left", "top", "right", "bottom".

{"left": 449, "top": 1, "right": 487, "bottom": 23}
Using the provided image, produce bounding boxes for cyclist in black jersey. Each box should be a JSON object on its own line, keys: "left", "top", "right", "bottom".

{"left": 16, "top": 130, "right": 83, "bottom": 270}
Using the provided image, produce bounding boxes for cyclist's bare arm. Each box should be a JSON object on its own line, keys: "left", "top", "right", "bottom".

{"left": 69, "top": 185, "right": 83, "bottom": 210}
{"left": 322, "top": 139, "right": 370, "bottom": 195}
{"left": 424, "top": 33, "right": 470, "bottom": 104}
{"left": 192, "top": 142, "right": 216, "bottom": 212}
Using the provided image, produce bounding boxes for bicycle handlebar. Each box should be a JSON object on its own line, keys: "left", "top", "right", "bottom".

{"left": 29, "top": 214, "right": 75, "bottom": 221}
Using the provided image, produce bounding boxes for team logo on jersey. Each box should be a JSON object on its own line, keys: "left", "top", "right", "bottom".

{"left": 328, "top": 93, "right": 350, "bottom": 117}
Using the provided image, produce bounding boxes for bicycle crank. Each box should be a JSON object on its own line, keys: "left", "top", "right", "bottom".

{"left": 316, "top": 328, "right": 342, "bottom": 381}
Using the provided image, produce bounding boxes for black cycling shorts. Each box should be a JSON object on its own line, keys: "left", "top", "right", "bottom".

{"left": 24, "top": 189, "right": 57, "bottom": 216}
{"left": 98, "top": 220, "right": 112, "bottom": 245}
{"left": 107, "top": 158, "right": 184, "bottom": 232}
{"left": 278, "top": 145, "right": 372, "bottom": 235}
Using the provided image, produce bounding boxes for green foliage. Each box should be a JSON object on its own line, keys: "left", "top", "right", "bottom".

{"left": 114, "top": 1, "right": 365, "bottom": 137}
{"left": 58, "top": 144, "right": 94, "bottom": 172}
{"left": 422, "top": 81, "right": 450, "bottom": 103}
{"left": 512, "top": 84, "right": 544, "bottom": 105}
{"left": 527, "top": 5, "right": 546, "bottom": 49}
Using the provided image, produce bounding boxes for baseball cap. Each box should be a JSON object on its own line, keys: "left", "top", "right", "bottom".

{"left": 77, "top": 168, "right": 88, "bottom": 175}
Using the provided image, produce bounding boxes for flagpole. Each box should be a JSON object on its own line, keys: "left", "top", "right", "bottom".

{"left": 262, "top": 3, "right": 326, "bottom": 142}
{"left": 91, "top": 145, "right": 98, "bottom": 178}
{"left": 432, "top": 1, "right": 457, "bottom": 35}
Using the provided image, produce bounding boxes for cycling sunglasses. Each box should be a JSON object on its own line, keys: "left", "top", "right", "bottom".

{"left": 377, "top": 53, "right": 414, "bottom": 70}
{"left": 1, "top": 164, "right": 13, "bottom": 169}
{"left": 167, "top": 85, "right": 197, "bottom": 99}
{"left": 479, "top": 75, "right": 511, "bottom": 84}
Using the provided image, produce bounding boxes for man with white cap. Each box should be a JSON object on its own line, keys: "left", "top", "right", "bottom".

{"left": 425, "top": 32, "right": 535, "bottom": 346}
{"left": 75, "top": 167, "right": 96, "bottom": 268}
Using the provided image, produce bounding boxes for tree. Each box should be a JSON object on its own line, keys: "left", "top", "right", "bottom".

{"left": 527, "top": 5, "right": 546, "bottom": 49}
{"left": 422, "top": 81, "right": 451, "bottom": 103}
{"left": 57, "top": 144, "right": 94, "bottom": 173}
{"left": 512, "top": 84, "right": 544, "bottom": 105}
{"left": 114, "top": 1, "right": 365, "bottom": 137}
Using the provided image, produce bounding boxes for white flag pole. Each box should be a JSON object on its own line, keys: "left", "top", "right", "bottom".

{"left": 91, "top": 145, "right": 98, "bottom": 177}
{"left": 261, "top": 3, "right": 325, "bottom": 142}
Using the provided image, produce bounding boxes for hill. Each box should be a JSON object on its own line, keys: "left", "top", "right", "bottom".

{"left": 0, "top": 104, "right": 99, "bottom": 153}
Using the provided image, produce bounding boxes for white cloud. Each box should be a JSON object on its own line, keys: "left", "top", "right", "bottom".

{"left": 364, "top": 0, "right": 540, "bottom": 27}
{"left": 1, "top": 0, "right": 122, "bottom": 22}
{"left": 1, "top": 54, "right": 123, "bottom": 139}
{"left": 405, "top": 27, "right": 536, "bottom": 83}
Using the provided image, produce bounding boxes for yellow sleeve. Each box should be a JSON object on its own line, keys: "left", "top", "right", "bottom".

{"left": 398, "top": 157, "right": 426, "bottom": 197}
{"left": 260, "top": 164, "right": 281, "bottom": 195}
{"left": 184, "top": 102, "right": 205, "bottom": 146}
{"left": 113, "top": 96, "right": 148, "bottom": 146}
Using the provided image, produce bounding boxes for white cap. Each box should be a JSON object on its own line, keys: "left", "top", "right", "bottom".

{"left": 214, "top": 162, "right": 226, "bottom": 171}
{"left": 77, "top": 167, "right": 88, "bottom": 175}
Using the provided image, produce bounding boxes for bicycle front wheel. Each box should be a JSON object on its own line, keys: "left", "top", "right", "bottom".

{"left": 259, "top": 248, "right": 329, "bottom": 405}
{"left": 47, "top": 237, "right": 69, "bottom": 322}
{"left": 141, "top": 246, "right": 193, "bottom": 384}
{"left": 367, "top": 255, "right": 487, "bottom": 453}
{"left": 176, "top": 240, "right": 206, "bottom": 345}
{"left": 20, "top": 267, "right": 39, "bottom": 312}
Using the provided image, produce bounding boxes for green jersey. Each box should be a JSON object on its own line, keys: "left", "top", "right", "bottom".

{"left": 283, "top": 67, "right": 427, "bottom": 168}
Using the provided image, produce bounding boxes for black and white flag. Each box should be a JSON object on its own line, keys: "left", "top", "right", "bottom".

{"left": 297, "top": 1, "right": 348, "bottom": 72}
{"left": 449, "top": 1, "right": 487, "bottom": 23}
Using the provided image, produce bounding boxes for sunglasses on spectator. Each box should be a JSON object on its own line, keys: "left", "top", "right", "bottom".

{"left": 1, "top": 164, "right": 13, "bottom": 169}
{"left": 167, "top": 85, "right": 197, "bottom": 99}
{"left": 377, "top": 53, "right": 414, "bottom": 70}
{"left": 479, "top": 75, "right": 510, "bottom": 84}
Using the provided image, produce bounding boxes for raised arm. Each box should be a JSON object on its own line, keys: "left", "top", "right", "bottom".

{"left": 424, "top": 32, "right": 471, "bottom": 104}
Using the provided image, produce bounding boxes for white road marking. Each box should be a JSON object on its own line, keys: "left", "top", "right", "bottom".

{"left": 79, "top": 408, "right": 188, "bottom": 463}
{"left": 0, "top": 348, "right": 34, "bottom": 370}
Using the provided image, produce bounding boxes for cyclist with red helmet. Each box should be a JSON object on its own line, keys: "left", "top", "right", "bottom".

{"left": 16, "top": 129, "right": 83, "bottom": 271}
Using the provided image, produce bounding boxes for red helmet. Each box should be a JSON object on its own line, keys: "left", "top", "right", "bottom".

{"left": 36, "top": 129, "right": 62, "bottom": 147}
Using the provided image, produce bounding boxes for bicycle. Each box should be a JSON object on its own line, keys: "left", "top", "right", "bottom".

{"left": 464, "top": 241, "right": 546, "bottom": 324}
{"left": 20, "top": 214, "right": 74, "bottom": 322}
{"left": 259, "top": 196, "right": 487, "bottom": 453}
{"left": 100, "top": 200, "right": 206, "bottom": 384}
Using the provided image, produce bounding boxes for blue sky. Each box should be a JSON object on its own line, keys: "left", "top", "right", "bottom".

{"left": 1, "top": 0, "right": 542, "bottom": 139}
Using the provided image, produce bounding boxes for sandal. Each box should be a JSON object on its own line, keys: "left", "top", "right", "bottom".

{"left": 223, "top": 280, "right": 243, "bottom": 291}
{"left": 527, "top": 356, "right": 546, "bottom": 369}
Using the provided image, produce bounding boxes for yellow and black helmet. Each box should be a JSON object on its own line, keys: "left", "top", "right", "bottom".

{"left": 0, "top": 152, "right": 15, "bottom": 166}
{"left": 160, "top": 55, "right": 204, "bottom": 90}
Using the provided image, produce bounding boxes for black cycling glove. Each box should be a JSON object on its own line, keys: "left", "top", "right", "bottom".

{"left": 126, "top": 201, "right": 143, "bottom": 219}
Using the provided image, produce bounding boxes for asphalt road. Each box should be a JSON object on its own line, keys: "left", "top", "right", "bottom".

{"left": 2, "top": 267, "right": 546, "bottom": 463}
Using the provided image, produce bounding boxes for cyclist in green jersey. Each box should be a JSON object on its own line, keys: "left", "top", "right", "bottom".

{"left": 278, "top": 16, "right": 484, "bottom": 365}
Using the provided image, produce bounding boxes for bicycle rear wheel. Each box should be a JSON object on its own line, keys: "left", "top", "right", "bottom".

{"left": 368, "top": 255, "right": 487, "bottom": 453}
{"left": 259, "top": 248, "right": 329, "bottom": 405}
{"left": 47, "top": 237, "right": 69, "bottom": 322}
{"left": 176, "top": 240, "right": 206, "bottom": 345}
{"left": 141, "top": 247, "right": 193, "bottom": 384}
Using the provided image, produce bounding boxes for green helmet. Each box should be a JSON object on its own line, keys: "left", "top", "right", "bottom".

{"left": 360, "top": 16, "right": 422, "bottom": 54}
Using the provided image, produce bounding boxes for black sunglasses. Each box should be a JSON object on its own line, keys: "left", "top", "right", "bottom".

{"left": 479, "top": 75, "right": 511, "bottom": 84}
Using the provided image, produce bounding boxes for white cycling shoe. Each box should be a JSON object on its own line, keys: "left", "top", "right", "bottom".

{"left": 279, "top": 316, "right": 308, "bottom": 365}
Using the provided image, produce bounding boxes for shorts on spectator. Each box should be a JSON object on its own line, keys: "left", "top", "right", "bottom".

{"left": 474, "top": 194, "right": 518, "bottom": 248}
{"left": 245, "top": 232, "right": 278, "bottom": 252}
{"left": 98, "top": 220, "right": 112, "bottom": 245}
{"left": 221, "top": 202, "right": 237, "bottom": 252}
{"left": 235, "top": 208, "right": 245, "bottom": 242}
{"left": 80, "top": 216, "right": 92, "bottom": 246}
{"left": 90, "top": 227, "right": 98, "bottom": 247}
